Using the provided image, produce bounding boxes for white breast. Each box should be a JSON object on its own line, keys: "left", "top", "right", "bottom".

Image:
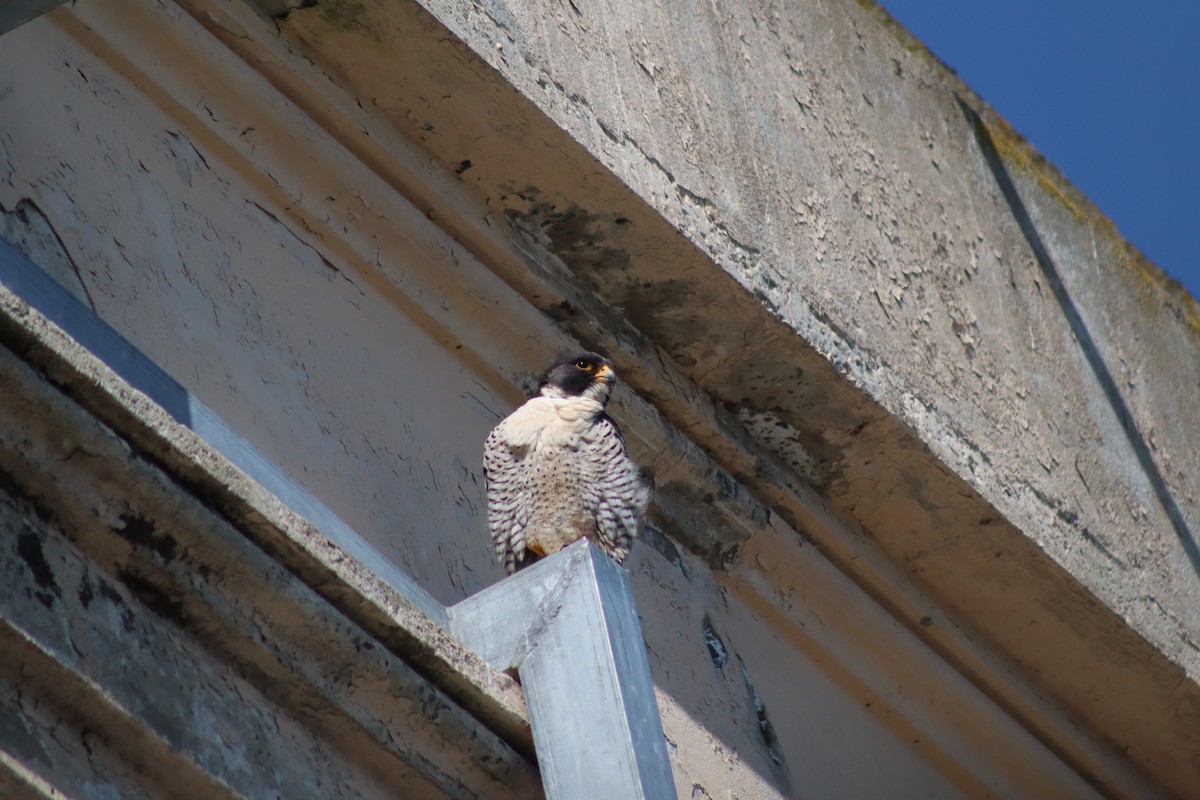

{"left": 495, "top": 395, "right": 604, "bottom": 449}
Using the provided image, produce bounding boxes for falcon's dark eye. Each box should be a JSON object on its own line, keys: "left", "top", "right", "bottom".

{"left": 575, "top": 360, "right": 593, "bottom": 371}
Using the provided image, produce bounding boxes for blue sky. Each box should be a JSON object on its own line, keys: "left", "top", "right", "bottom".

{"left": 878, "top": 2, "right": 1200, "bottom": 303}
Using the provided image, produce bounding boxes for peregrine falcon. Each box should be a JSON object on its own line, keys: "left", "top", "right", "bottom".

{"left": 484, "top": 352, "right": 650, "bottom": 574}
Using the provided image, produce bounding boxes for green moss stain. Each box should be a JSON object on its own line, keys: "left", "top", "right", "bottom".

{"left": 859, "top": 0, "right": 1200, "bottom": 334}
{"left": 315, "top": 0, "right": 365, "bottom": 30}
{"left": 284, "top": 0, "right": 386, "bottom": 45}
{"left": 980, "top": 111, "right": 1200, "bottom": 335}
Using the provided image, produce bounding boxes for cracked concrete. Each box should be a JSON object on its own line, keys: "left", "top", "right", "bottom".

{"left": 268, "top": 0, "right": 1199, "bottom": 792}
{"left": 1, "top": 0, "right": 1197, "bottom": 796}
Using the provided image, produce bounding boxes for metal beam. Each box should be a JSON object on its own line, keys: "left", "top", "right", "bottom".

{"left": 0, "top": 0, "right": 68, "bottom": 37}
{"left": 451, "top": 540, "right": 677, "bottom": 800}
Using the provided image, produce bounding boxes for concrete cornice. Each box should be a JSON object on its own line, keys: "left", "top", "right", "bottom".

{"left": 252, "top": 0, "right": 1195, "bottom": 794}
{"left": 13, "top": 0, "right": 1196, "bottom": 795}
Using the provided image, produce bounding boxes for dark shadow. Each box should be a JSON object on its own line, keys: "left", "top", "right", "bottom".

{"left": 0, "top": 1, "right": 70, "bottom": 38}
{"left": 956, "top": 96, "right": 1200, "bottom": 580}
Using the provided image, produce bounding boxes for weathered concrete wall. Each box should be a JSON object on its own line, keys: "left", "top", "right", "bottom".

{"left": 1, "top": 0, "right": 1196, "bottom": 797}
{"left": 266, "top": 0, "right": 1200, "bottom": 793}
{"left": 0, "top": 16, "right": 506, "bottom": 605}
{"left": 377, "top": 0, "right": 1200, "bottom": 669}
{"left": 0, "top": 279, "right": 539, "bottom": 798}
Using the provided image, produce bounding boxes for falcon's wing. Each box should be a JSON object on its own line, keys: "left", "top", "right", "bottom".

{"left": 483, "top": 423, "right": 532, "bottom": 574}
{"left": 589, "top": 413, "right": 650, "bottom": 560}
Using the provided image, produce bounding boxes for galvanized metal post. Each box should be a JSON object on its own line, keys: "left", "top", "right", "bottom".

{"left": 451, "top": 540, "right": 677, "bottom": 800}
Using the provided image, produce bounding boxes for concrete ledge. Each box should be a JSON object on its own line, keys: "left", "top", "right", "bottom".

{"left": 0, "top": 276, "right": 541, "bottom": 797}
{"left": 265, "top": 0, "right": 1200, "bottom": 794}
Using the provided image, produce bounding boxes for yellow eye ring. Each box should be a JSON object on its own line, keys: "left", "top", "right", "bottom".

{"left": 575, "top": 360, "right": 593, "bottom": 371}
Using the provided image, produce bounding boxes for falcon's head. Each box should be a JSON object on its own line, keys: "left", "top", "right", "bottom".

{"left": 538, "top": 352, "right": 616, "bottom": 403}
